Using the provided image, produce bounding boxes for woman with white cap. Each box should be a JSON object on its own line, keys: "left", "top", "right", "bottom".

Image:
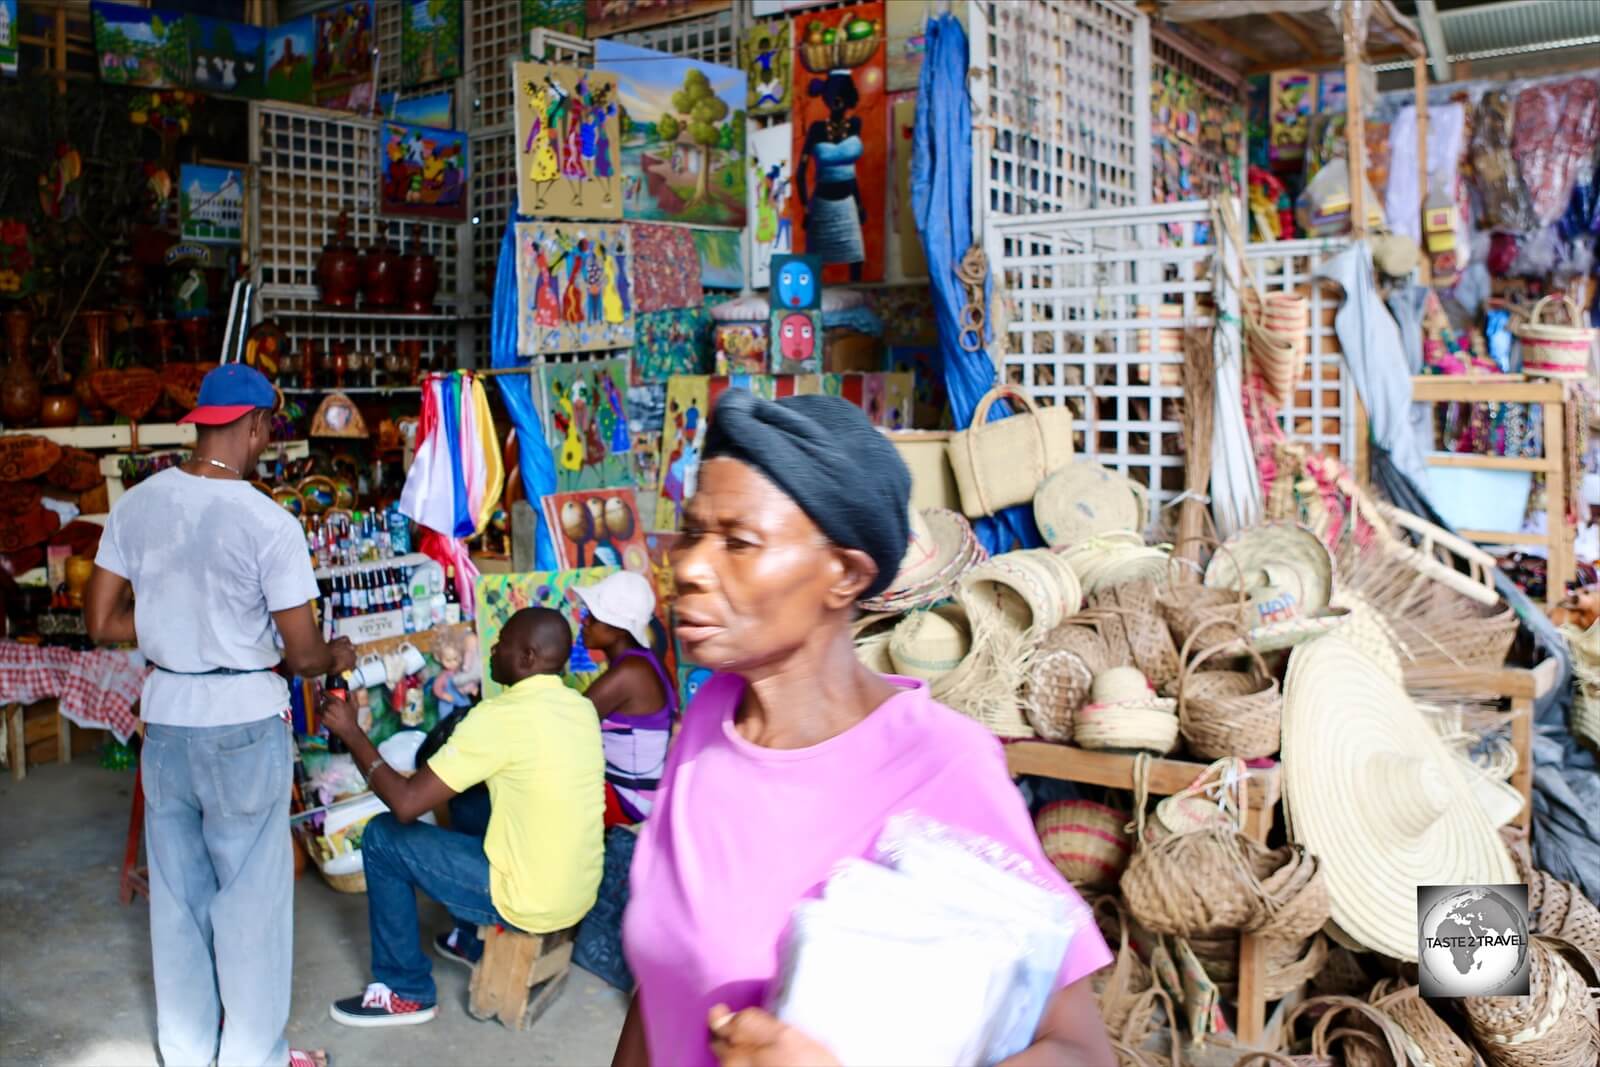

{"left": 576, "top": 571, "right": 677, "bottom": 827}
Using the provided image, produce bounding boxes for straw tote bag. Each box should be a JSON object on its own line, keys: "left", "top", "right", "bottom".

{"left": 947, "top": 385, "right": 1074, "bottom": 519}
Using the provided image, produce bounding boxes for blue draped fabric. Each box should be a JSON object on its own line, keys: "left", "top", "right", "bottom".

{"left": 439, "top": 374, "right": 474, "bottom": 539}
{"left": 910, "top": 14, "right": 1040, "bottom": 555}
{"left": 490, "top": 222, "right": 558, "bottom": 569}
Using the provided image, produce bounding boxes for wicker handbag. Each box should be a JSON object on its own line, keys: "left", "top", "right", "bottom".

{"left": 947, "top": 384, "right": 1075, "bottom": 518}
{"left": 1174, "top": 627, "right": 1283, "bottom": 761}
{"left": 1090, "top": 579, "right": 1181, "bottom": 692}
{"left": 1514, "top": 294, "right": 1596, "bottom": 379}
{"left": 1160, "top": 543, "right": 1250, "bottom": 652}
{"left": 1367, "top": 980, "right": 1476, "bottom": 1067}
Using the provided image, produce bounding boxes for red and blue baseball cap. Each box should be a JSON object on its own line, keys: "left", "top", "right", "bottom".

{"left": 178, "top": 363, "right": 277, "bottom": 425}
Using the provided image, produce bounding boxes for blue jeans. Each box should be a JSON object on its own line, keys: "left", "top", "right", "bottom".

{"left": 360, "top": 812, "right": 508, "bottom": 1006}
{"left": 142, "top": 717, "right": 293, "bottom": 1067}
{"left": 446, "top": 785, "right": 492, "bottom": 960}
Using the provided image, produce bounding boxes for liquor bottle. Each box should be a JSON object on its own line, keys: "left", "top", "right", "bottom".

{"left": 443, "top": 565, "right": 462, "bottom": 625}
{"left": 400, "top": 571, "right": 415, "bottom": 632}
{"left": 324, "top": 670, "right": 349, "bottom": 754}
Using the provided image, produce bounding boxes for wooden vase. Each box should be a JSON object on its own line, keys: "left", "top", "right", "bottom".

{"left": 75, "top": 309, "right": 112, "bottom": 422}
{"left": 316, "top": 211, "right": 362, "bottom": 310}
{"left": 362, "top": 222, "right": 401, "bottom": 309}
{"left": 2, "top": 308, "right": 41, "bottom": 426}
{"left": 400, "top": 230, "right": 439, "bottom": 314}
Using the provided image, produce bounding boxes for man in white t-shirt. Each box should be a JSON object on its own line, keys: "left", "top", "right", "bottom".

{"left": 86, "top": 364, "right": 355, "bottom": 1067}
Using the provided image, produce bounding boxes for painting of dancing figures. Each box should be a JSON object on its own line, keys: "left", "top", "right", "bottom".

{"left": 535, "top": 358, "right": 634, "bottom": 492}
{"left": 516, "top": 222, "right": 633, "bottom": 355}
{"left": 514, "top": 62, "right": 622, "bottom": 219}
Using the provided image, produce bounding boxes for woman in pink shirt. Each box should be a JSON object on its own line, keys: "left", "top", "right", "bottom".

{"left": 615, "top": 391, "right": 1113, "bottom": 1067}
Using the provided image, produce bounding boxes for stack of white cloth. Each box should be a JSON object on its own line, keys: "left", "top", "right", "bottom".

{"left": 768, "top": 815, "right": 1091, "bottom": 1067}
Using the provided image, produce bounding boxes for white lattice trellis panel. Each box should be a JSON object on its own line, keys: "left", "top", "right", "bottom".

{"left": 250, "top": 102, "right": 468, "bottom": 364}
{"left": 1244, "top": 239, "right": 1356, "bottom": 461}
{"left": 466, "top": 0, "right": 524, "bottom": 132}
{"left": 990, "top": 201, "right": 1215, "bottom": 514}
{"left": 608, "top": 7, "right": 738, "bottom": 66}
{"left": 375, "top": 0, "right": 403, "bottom": 101}
{"left": 972, "top": 0, "right": 1150, "bottom": 219}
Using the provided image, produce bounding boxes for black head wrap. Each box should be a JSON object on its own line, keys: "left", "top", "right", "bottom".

{"left": 701, "top": 390, "right": 911, "bottom": 600}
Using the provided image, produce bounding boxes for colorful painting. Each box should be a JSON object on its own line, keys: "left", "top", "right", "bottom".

{"left": 770, "top": 309, "right": 821, "bottom": 374}
{"left": 514, "top": 62, "right": 622, "bottom": 218}
{"left": 632, "top": 431, "right": 663, "bottom": 529}
{"left": 187, "top": 15, "right": 264, "bottom": 97}
{"left": 1269, "top": 70, "right": 1315, "bottom": 164}
{"left": 402, "top": 0, "right": 461, "bottom": 87}
{"left": 628, "top": 223, "right": 703, "bottom": 313}
{"left": 891, "top": 95, "right": 927, "bottom": 279}
{"left": 654, "top": 374, "right": 711, "bottom": 532}
{"left": 1, "top": 0, "right": 17, "bottom": 77}
{"left": 543, "top": 487, "right": 651, "bottom": 573}
{"left": 313, "top": 2, "right": 373, "bottom": 94}
{"left": 380, "top": 122, "right": 468, "bottom": 221}
{"left": 586, "top": 0, "right": 728, "bottom": 37}
{"left": 714, "top": 321, "right": 767, "bottom": 376}
{"left": 476, "top": 568, "right": 615, "bottom": 698}
{"left": 741, "top": 20, "right": 790, "bottom": 116}
{"left": 515, "top": 221, "right": 634, "bottom": 355}
{"left": 768, "top": 253, "right": 821, "bottom": 310}
{"left": 522, "top": 0, "right": 585, "bottom": 40}
{"left": 596, "top": 41, "right": 747, "bottom": 229}
{"left": 535, "top": 357, "right": 634, "bottom": 492}
{"left": 887, "top": 345, "right": 947, "bottom": 429}
{"left": 693, "top": 229, "right": 743, "bottom": 290}
{"left": 790, "top": 3, "right": 886, "bottom": 284}
{"left": 179, "top": 164, "right": 244, "bottom": 245}
{"left": 634, "top": 307, "right": 712, "bottom": 382}
{"left": 264, "top": 18, "right": 313, "bottom": 103}
{"left": 751, "top": 0, "right": 831, "bottom": 14}
{"left": 380, "top": 89, "right": 453, "bottom": 128}
{"left": 749, "top": 123, "right": 794, "bottom": 289}
{"left": 879, "top": 366, "right": 914, "bottom": 429}
{"left": 318, "top": 81, "right": 375, "bottom": 115}
{"left": 93, "top": 2, "right": 187, "bottom": 89}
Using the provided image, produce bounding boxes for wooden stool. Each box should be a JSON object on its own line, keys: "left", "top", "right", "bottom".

{"left": 467, "top": 924, "right": 575, "bottom": 1031}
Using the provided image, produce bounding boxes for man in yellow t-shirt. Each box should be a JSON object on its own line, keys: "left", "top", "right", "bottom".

{"left": 319, "top": 607, "right": 603, "bottom": 1028}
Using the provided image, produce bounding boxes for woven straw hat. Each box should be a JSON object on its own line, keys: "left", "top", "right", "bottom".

{"left": 1076, "top": 667, "right": 1179, "bottom": 754}
{"left": 889, "top": 608, "right": 972, "bottom": 683}
{"left": 1280, "top": 636, "right": 1515, "bottom": 961}
{"left": 859, "top": 507, "right": 983, "bottom": 613}
{"left": 1206, "top": 522, "right": 1335, "bottom": 617}
{"left": 1034, "top": 461, "right": 1147, "bottom": 548}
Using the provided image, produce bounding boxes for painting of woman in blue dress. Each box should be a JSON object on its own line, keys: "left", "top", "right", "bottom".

{"left": 797, "top": 73, "right": 866, "bottom": 283}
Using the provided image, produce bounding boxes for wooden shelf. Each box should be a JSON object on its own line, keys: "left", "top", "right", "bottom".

{"left": 2, "top": 424, "right": 196, "bottom": 448}
{"left": 1425, "top": 453, "right": 1550, "bottom": 473}
{"left": 1411, "top": 375, "right": 1575, "bottom": 606}
{"left": 1004, "top": 740, "right": 1281, "bottom": 1047}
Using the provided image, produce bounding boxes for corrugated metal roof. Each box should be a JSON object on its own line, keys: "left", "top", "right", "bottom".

{"left": 1438, "top": 0, "right": 1600, "bottom": 58}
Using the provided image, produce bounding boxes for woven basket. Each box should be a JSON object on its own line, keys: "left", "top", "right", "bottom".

{"left": 1187, "top": 932, "right": 1328, "bottom": 1001}
{"left": 1090, "top": 579, "right": 1181, "bottom": 691}
{"left": 1174, "top": 627, "right": 1282, "bottom": 761}
{"left": 1282, "top": 995, "right": 1415, "bottom": 1067}
{"left": 1160, "top": 539, "right": 1250, "bottom": 650}
{"left": 1122, "top": 756, "right": 1276, "bottom": 937}
{"left": 1036, "top": 801, "right": 1133, "bottom": 889}
{"left": 1462, "top": 937, "right": 1600, "bottom": 1067}
{"left": 1368, "top": 981, "right": 1476, "bottom": 1067}
{"left": 1253, "top": 845, "right": 1332, "bottom": 943}
{"left": 1554, "top": 887, "right": 1600, "bottom": 965}
{"left": 320, "top": 866, "right": 367, "bottom": 894}
{"left": 1514, "top": 294, "right": 1596, "bottom": 379}
{"left": 1089, "top": 896, "right": 1176, "bottom": 1059}
{"left": 888, "top": 608, "right": 972, "bottom": 683}
{"left": 1022, "top": 622, "right": 1110, "bottom": 742}
{"left": 927, "top": 599, "right": 1035, "bottom": 739}
{"left": 1243, "top": 288, "right": 1306, "bottom": 406}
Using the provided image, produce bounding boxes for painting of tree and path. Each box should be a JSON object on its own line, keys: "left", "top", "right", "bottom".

{"left": 595, "top": 40, "right": 747, "bottom": 229}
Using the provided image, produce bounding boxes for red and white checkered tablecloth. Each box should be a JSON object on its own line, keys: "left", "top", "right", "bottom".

{"left": 0, "top": 641, "right": 147, "bottom": 742}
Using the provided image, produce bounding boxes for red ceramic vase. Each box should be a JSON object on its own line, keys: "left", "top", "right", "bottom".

{"left": 400, "top": 231, "right": 439, "bottom": 315}
{"left": 362, "top": 222, "right": 401, "bottom": 309}
{"left": 316, "top": 211, "right": 362, "bottom": 310}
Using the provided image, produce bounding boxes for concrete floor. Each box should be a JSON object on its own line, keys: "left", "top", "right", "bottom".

{"left": 0, "top": 760, "right": 628, "bottom": 1067}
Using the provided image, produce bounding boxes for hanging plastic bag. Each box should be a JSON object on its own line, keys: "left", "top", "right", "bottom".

{"left": 1513, "top": 76, "right": 1600, "bottom": 226}
{"left": 1295, "top": 159, "right": 1380, "bottom": 237}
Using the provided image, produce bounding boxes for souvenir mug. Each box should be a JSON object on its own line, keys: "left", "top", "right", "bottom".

{"left": 396, "top": 641, "right": 427, "bottom": 677}
{"left": 351, "top": 655, "right": 387, "bottom": 689}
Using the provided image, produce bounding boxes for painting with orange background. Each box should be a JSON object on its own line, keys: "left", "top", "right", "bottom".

{"left": 541, "top": 487, "right": 651, "bottom": 575}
